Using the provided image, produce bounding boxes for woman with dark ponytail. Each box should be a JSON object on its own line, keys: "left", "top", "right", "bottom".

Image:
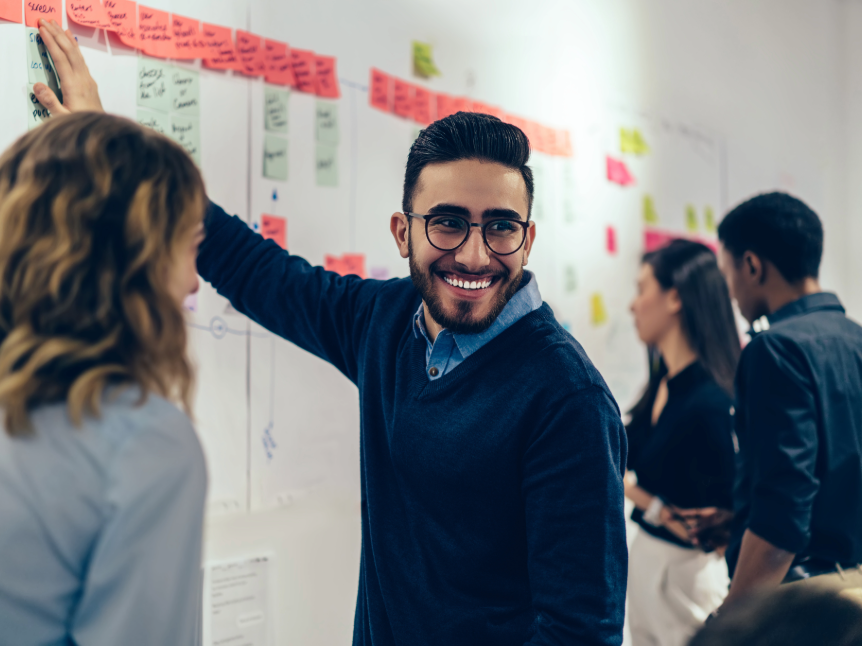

{"left": 625, "top": 239, "right": 741, "bottom": 646}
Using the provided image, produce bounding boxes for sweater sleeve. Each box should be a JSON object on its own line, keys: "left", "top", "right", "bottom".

{"left": 522, "top": 384, "right": 628, "bottom": 646}
{"left": 197, "top": 201, "right": 386, "bottom": 383}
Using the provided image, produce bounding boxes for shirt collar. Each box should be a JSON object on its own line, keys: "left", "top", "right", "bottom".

{"left": 412, "top": 271, "right": 542, "bottom": 355}
{"left": 767, "top": 292, "right": 845, "bottom": 327}
{"left": 666, "top": 361, "right": 710, "bottom": 397}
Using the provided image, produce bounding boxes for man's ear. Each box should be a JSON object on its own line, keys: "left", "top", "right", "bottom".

{"left": 390, "top": 212, "right": 410, "bottom": 259}
{"left": 521, "top": 222, "right": 537, "bottom": 267}
{"left": 743, "top": 251, "right": 765, "bottom": 284}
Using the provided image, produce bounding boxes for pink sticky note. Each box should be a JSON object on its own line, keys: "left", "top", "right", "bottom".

{"left": 643, "top": 228, "right": 718, "bottom": 254}
{"left": 291, "top": 48, "right": 316, "bottom": 93}
{"left": 104, "top": 0, "right": 137, "bottom": 46}
{"left": 24, "top": 0, "right": 60, "bottom": 27}
{"left": 236, "top": 30, "right": 265, "bottom": 77}
{"left": 264, "top": 40, "right": 294, "bottom": 86}
{"left": 471, "top": 102, "right": 504, "bottom": 120}
{"left": 369, "top": 68, "right": 391, "bottom": 112}
{"left": 202, "top": 24, "right": 240, "bottom": 71}
{"left": 261, "top": 215, "right": 287, "bottom": 249}
{"left": 557, "top": 129, "right": 573, "bottom": 157}
{"left": 138, "top": 6, "right": 174, "bottom": 58}
{"left": 606, "top": 156, "right": 635, "bottom": 186}
{"left": 392, "top": 80, "right": 413, "bottom": 119}
{"left": 412, "top": 86, "right": 434, "bottom": 125}
{"left": 315, "top": 55, "right": 340, "bottom": 98}
{"left": 450, "top": 97, "right": 470, "bottom": 114}
{"left": 172, "top": 14, "right": 209, "bottom": 60}
{"left": 505, "top": 114, "right": 529, "bottom": 135}
{"left": 67, "top": 0, "right": 112, "bottom": 28}
{"left": 606, "top": 226, "right": 617, "bottom": 254}
{"left": 0, "top": 0, "right": 23, "bottom": 23}
{"left": 435, "top": 93, "right": 455, "bottom": 119}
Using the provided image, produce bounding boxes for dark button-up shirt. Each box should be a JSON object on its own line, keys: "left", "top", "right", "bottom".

{"left": 627, "top": 362, "right": 736, "bottom": 548}
{"left": 727, "top": 293, "right": 862, "bottom": 576}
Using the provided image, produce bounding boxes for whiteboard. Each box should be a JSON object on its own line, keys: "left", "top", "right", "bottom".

{"left": 0, "top": 0, "right": 722, "bottom": 514}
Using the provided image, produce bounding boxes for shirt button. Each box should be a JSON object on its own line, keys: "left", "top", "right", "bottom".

{"left": 429, "top": 367, "right": 439, "bottom": 377}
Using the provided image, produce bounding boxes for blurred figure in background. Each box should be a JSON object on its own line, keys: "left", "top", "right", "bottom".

{"left": 688, "top": 584, "right": 862, "bottom": 646}
{"left": 0, "top": 113, "right": 208, "bottom": 645}
{"left": 625, "top": 240, "right": 741, "bottom": 646}
{"left": 707, "top": 192, "right": 862, "bottom": 606}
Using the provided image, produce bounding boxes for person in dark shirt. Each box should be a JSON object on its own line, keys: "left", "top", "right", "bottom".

{"left": 693, "top": 192, "right": 862, "bottom": 608}
{"left": 625, "top": 240, "right": 740, "bottom": 646}
{"left": 31, "top": 22, "right": 630, "bottom": 645}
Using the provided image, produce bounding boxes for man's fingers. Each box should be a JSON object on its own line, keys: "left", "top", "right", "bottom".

{"left": 33, "top": 84, "right": 69, "bottom": 116}
{"left": 38, "top": 21, "right": 73, "bottom": 82}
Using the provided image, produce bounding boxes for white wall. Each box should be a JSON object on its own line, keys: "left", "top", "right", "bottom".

{"left": 202, "top": 2, "right": 854, "bottom": 644}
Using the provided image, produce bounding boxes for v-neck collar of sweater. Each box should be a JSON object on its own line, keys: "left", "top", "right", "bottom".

{"left": 407, "top": 303, "right": 557, "bottom": 399}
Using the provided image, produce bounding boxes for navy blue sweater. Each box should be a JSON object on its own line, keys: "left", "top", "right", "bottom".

{"left": 198, "top": 203, "right": 628, "bottom": 646}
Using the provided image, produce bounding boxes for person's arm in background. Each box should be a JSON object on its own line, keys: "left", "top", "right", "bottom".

{"left": 523, "top": 384, "right": 628, "bottom": 646}
{"left": 70, "top": 407, "right": 207, "bottom": 646}
{"left": 624, "top": 473, "right": 693, "bottom": 544}
{"left": 721, "top": 334, "right": 818, "bottom": 605}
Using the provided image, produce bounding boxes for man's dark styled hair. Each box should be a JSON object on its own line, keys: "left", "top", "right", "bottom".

{"left": 402, "top": 112, "right": 534, "bottom": 217}
{"left": 689, "top": 585, "right": 862, "bottom": 646}
{"left": 717, "top": 192, "right": 823, "bottom": 282}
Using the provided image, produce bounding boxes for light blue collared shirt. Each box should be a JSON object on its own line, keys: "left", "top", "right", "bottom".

{"left": 413, "top": 271, "right": 543, "bottom": 380}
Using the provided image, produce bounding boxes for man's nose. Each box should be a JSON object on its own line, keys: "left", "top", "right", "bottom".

{"left": 454, "top": 226, "right": 491, "bottom": 270}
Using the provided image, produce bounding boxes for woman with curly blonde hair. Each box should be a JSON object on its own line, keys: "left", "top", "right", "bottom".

{"left": 0, "top": 112, "right": 207, "bottom": 645}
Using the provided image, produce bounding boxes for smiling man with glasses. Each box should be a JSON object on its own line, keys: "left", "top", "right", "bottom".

{"left": 206, "top": 113, "right": 627, "bottom": 646}
{"left": 32, "top": 37, "right": 627, "bottom": 642}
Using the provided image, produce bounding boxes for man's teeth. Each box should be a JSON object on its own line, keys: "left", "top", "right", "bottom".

{"left": 443, "top": 276, "right": 492, "bottom": 290}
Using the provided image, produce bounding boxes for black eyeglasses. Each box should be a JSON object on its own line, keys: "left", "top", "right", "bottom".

{"left": 403, "top": 212, "right": 531, "bottom": 256}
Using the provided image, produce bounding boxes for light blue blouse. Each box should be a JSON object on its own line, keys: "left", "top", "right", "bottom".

{"left": 0, "top": 387, "right": 207, "bottom": 645}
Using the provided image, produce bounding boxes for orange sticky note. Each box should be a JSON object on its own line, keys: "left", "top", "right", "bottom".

{"left": 261, "top": 214, "right": 287, "bottom": 249}
{"left": 436, "top": 93, "right": 455, "bottom": 119}
{"left": 325, "top": 253, "right": 366, "bottom": 279}
{"left": 264, "top": 40, "right": 294, "bottom": 86}
{"left": 606, "top": 156, "right": 635, "bottom": 186}
{"left": 24, "top": 0, "right": 61, "bottom": 28}
{"left": 67, "top": 0, "right": 112, "bottom": 28}
{"left": 138, "top": 6, "right": 173, "bottom": 58}
{"left": 0, "top": 0, "right": 22, "bottom": 22}
{"left": 471, "top": 102, "right": 504, "bottom": 120}
{"left": 412, "top": 86, "right": 434, "bottom": 125}
{"left": 369, "top": 68, "right": 391, "bottom": 112}
{"left": 202, "top": 23, "right": 240, "bottom": 71}
{"left": 290, "top": 48, "right": 315, "bottom": 93}
{"left": 315, "top": 55, "right": 340, "bottom": 98}
{"left": 504, "top": 114, "right": 528, "bottom": 134}
{"left": 236, "top": 31, "right": 265, "bottom": 77}
{"left": 450, "top": 97, "right": 470, "bottom": 114}
{"left": 392, "top": 80, "right": 413, "bottom": 119}
{"left": 172, "top": 14, "right": 208, "bottom": 60}
{"left": 104, "top": 0, "right": 137, "bottom": 46}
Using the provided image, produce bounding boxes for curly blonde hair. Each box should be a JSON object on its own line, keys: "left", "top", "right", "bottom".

{"left": 0, "top": 113, "right": 205, "bottom": 435}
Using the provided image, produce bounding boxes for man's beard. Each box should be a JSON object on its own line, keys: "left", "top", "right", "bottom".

{"left": 408, "top": 235, "right": 524, "bottom": 334}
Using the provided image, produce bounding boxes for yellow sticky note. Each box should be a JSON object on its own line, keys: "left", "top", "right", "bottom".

{"left": 620, "top": 128, "right": 649, "bottom": 155}
{"left": 704, "top": 206, "right": 716, "bottom": 233}
{"left": 590, "top": 293, "right": 608, "bottom": 326}
{"left": 685, "top": 204, "right": 699, "bottom": 232}
{"left": 643, "top": 195, "right": 659, "bottom": 225}
{"left": 412, "top": 41, "right": 440, "bottom": 79}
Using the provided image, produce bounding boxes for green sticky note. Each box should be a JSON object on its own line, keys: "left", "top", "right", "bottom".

{"left": 564, "top": 266, "right": 578, "bottom": 293}
{"left": 685, "top": 204, "right": 699, "bottom": 232}
{"left": 137, "top": 108, "right": 171, "bottom": 136}
{"left": 412, "top": 41, "right": 440, "bottom": 79}
{"left": 263, "top": 135, "right": 288, "bottom": 181}
{"left": 316, "top": 142, "right": 338, "bottom": 187}
{"left": 315, "top": 101, "right": 338, "bottom": 144}
{"left": 27, "top": 87, "right": 50, "bottom": 130}
{"left": 171, "top": 68, "right": 200, "bottom": 116}
{"left": 643, "top": 195, "right": 659, "bottom": 225}
{"left": 137, "top": 58, "right": 172, "bottom": 114}
{"left": 265, "top": 86, "right": 289, "bottom": 133}
{"left": 169, "top": 115, "right": 201, "bottom": 166}
{"left": 704, "top": 206, "right": 716, "bottom": 232}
